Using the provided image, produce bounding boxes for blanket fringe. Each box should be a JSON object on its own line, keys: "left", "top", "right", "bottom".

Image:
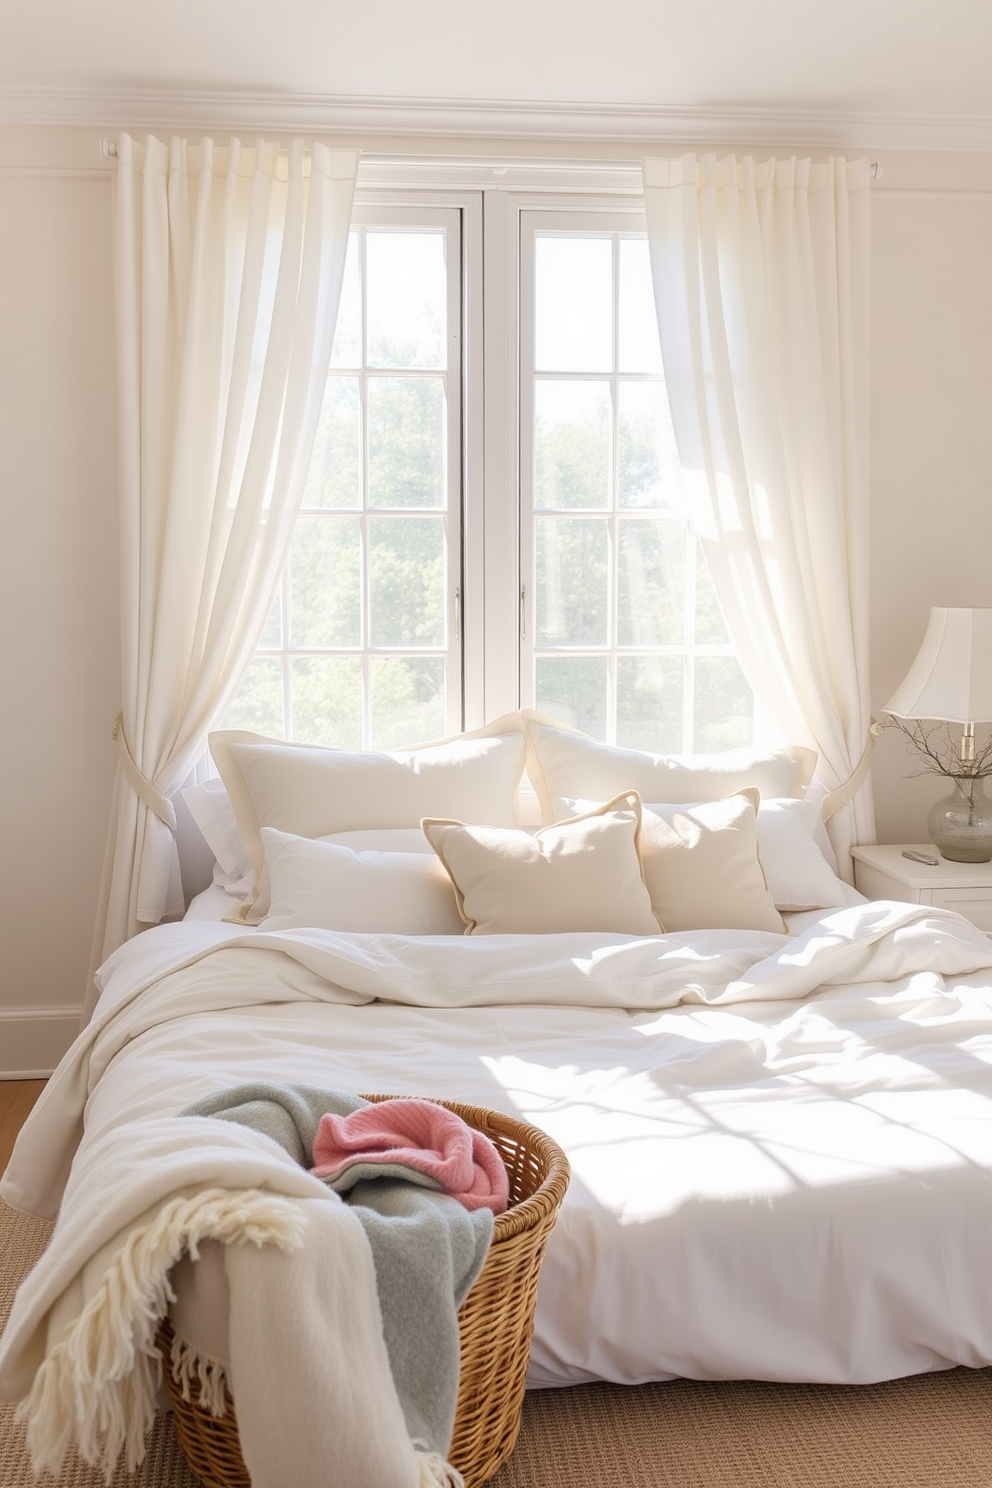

{"left": 416, "top": 1446, "right": 465, "bottom": 1488}
{"left": 20, "top": 1187, "right": 304, "bottom": 1483}
{"left": 169, "top": 1331, "right": 231, "bottom": 1418}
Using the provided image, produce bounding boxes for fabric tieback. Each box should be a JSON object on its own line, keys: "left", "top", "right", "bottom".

{"left": 820, "top": 721, "right": 885, "bottom": 823}
{"left": 112, "top": 712, "right": 177, "bottom": 833}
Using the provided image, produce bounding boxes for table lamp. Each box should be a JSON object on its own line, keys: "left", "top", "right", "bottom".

{"left": 883, "top": 606, "right": 992, "bottom": 863}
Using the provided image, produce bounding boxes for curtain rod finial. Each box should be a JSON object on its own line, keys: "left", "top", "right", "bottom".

{"left": 100, "top": 138, "right": 119, "bottom": 161}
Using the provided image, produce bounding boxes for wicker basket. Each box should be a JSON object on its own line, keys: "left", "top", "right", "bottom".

{"left": 158, "top": 1097, "right": 570, "bottom": 1488}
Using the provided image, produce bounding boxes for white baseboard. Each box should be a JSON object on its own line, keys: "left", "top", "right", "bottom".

{"left": 0, "top": 1006, "right": 81, "bottom": 1078}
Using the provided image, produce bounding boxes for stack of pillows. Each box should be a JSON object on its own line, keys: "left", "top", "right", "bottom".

{"left": 182, "top": 711, "right": 850, "bottom": 938}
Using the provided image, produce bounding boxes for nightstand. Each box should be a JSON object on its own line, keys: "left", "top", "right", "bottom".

{"left": 851, "top": 844, "right": 992, "bottom": 931}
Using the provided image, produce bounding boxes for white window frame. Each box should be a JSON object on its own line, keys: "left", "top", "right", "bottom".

{"left": 233, "top": 162, "right": 757, "bottom": 751}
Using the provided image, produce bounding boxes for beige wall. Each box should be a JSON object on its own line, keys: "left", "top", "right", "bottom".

{"left": 0, "top": 135, "right": 119, "bottom": 1073}
{"left": 1, "top": 126, "right": 991, "bottom": 1073}
{"left": 869, "top": 159, "right": 992, "bottom": 841}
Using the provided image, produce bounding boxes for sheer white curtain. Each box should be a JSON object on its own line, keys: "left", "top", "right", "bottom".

{"left": 90, "top": 134, "right": 357, "bottom": 997}
{"left": 643, "top": 153, "right": 873, "bottom": 875}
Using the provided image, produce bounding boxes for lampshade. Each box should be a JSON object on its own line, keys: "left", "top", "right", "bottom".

{"left": 884, "top": 607, "right": 992, "bottom": 723}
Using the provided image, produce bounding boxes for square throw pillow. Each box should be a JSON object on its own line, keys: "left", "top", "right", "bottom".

{"left": 422, "top": 791, "right": 662, "bottom": 936}
{"left": 638, "top": 791, "right": 787, "bottom": 933}
{"left": 522, "top": 711, "right": 817, "bottom": 825}
{"left": 210, "top": 713, "right": 526, "bottom": 921}
{"left": 257, "top": 828, "right": 464, "bottom": 935}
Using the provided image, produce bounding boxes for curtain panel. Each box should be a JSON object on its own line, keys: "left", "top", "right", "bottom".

{"left": 643, "top": 153, "right": 873, "bottom": 875}
{"left": 88, "top": 135, "right": 357, "bottom": 1009}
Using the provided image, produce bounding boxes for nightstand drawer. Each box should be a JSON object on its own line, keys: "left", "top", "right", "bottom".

{"left": 931, "top": 889, "right": 992, "bottom": 931}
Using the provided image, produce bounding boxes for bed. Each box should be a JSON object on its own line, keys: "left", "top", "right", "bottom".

{"left": 4, "top": 711, "right": 992, "bottom": 1485}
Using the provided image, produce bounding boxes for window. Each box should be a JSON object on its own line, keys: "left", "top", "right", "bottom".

{"left": 226, "top": 177, "right": 753, "bottom": 753}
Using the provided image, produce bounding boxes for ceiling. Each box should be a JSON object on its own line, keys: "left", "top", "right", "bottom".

{"left": 3, "top": 0, "right": 992, "bottom": 149}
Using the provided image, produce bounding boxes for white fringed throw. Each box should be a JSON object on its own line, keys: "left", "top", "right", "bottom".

{"left": 0, "top": 1116, "right": 461, "bottom": 1487}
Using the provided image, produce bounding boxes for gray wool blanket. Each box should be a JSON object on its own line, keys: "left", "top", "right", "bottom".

{"left": 179, "top": 1083, "right": 494, "bottom": 1456}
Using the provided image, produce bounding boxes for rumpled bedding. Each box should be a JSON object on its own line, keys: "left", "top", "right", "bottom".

{"left": 4, "top": 898, "right": 992, "bottom": 1443}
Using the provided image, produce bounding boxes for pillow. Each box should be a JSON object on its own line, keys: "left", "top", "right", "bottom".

{"left": 210, "top": 714, "right": 526, "bottom": 921}
{"left": 562, "top": 793, "right": 848, "bottom": 915}
{"left": 522, "top": 711, "right": 817, "bottom": 825}
{"left": 638, "top": 792, "right": 786, "bottom": 933}
{"left": 422, "top": 792, "right": 662, "bottom": 936}
{"left": 751, "top": 798, "right": 850, "bottom": 912}
{"left": 257, "top": 828, "right": 465, "bottom": 935}
{"left": 181, "top": 777, "right": 253, "bottom": 894}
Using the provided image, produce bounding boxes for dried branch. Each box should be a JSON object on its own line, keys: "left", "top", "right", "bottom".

{"left": 882, "top": 716, "right": 992, "bottom": 780}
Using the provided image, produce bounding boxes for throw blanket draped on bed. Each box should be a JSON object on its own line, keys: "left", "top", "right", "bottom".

{"left": 0, "top": 1105, "right": 482, "bottom": 1487}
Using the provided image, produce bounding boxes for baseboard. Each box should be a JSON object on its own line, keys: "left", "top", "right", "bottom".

{"left": 0, "top": 1006, "right": 81, "bottom": 1078}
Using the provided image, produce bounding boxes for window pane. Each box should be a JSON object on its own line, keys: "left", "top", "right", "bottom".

{"left": 368, "top": 377, "right": 444, "bottom": 509}
{"left": 257, "top": 586, "right": 282, "bottom": 649}
{"left": 223, "top": 656, "right": 284, "bottom": 736}
{"left": 618, "top": 238, "right": 663, "bottom": 374}
{"left": 369, "top": 516, "right": 445, "bottom": 647}
{"left": 536, "top": 517, "right": 608, "bottom": 646}
{"left": 290, "top": 656, "right": 363, "bottom": 748}
{"left": 535, "top": 236, "right": 612, "bottom": 372}
{"left": 617, "top": 519, "right": 686, "bottom": 647}
{"left": 535, "top": 655, "right": 607, "bottom": 739}
{"left": 617, "top": 656, "right": 684, "bottom": 754}
{"left": 693, "top": 655, "right": 753, "bottom": 752}
{"left": 371, "top": 657, "right": 446, "bottom": 749}
{"left": 695, "top": 543, "right": 729, "bottom": 644}
{"left": 367, "top": 231, "right": 445, "bottom": 369}
{"left": 618, "top": 381, "right": 681, "bottom": 510}
{"left": 290, "top": 516, "right": 361, "bottom": 648}
{"left": 535, "top": 381, "right": 610, "bottom": 510}
{"left": 303, "top": 377, "right": 360, "bottom": 509}
{"left": 330, "top": 231, "right": 361, "bottom": 369}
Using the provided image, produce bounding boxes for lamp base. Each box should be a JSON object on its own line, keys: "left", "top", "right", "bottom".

{"left": 928, "top": 775, "right": 992, "bottom": 864}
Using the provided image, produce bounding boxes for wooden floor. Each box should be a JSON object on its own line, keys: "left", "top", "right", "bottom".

{"left": 0, "top": 1080, "right": 46, "bottom": 1176}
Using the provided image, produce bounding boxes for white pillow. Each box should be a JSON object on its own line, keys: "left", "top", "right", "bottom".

{"left": 422, "top": 792, "right": 661, "bottom": 936}
{"left": 181, "top": 777, "right": 253, "bottom": 894}
{"left": 210, "top": 714, "right": 526, "bottom": 921}
{"left": 523, "top": 711, "right": 817, "bottom": 825}
{"left": 750, "top": 798, "right": 849, "bottom": 912}
{"left": 637, "top": 792, "right": 786, "bottom": 934}
{"left": 257, "top": 828, "right": 464, "bottom": 935}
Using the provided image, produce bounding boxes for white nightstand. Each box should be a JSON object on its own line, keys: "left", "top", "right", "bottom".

{"left": 851, "top": 844, "right": 992, "bottom": 931}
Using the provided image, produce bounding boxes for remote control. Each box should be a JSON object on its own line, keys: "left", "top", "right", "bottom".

{"left": 901, "top": 850, "right": 939, "bottom": 866}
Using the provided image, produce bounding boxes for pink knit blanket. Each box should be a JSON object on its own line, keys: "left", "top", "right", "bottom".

{"left": 310, "top": 1099, "right": 509, "bottom": 1213}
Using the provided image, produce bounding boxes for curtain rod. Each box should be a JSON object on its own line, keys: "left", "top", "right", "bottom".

{"left": 98, "top": 139, "right": 881, "bottom": 179}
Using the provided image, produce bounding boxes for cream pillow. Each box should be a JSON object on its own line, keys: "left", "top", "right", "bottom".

{"left": 422, "top": 792, "right": 662, "bottom": 936}
{"left": 638, "top": 791, "right": 786, "bottom": 934}
{"left": 522, "top": 711, "right": 816, "bottom": 825}
{"left": 210, "top": 714, "right": 526, "bottom": 921}
{"left": 257, "top": 829, "right": 464, "bottom": 935}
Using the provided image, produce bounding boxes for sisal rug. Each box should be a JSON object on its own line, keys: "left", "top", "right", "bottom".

{"left": 3, "top": 1198, "right": 992, "bottom": 1488}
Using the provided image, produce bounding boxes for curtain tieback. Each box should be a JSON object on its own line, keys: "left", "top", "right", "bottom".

{"left": 112, "top": 712, "right": 178, "bottom": 832}
{"left": 820, "top": 721, "right": 885, "bottom": 822}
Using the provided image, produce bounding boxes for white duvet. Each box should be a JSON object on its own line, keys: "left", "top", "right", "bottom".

{"left": 6, "top": 899, "right": 992, "bottom": 1392}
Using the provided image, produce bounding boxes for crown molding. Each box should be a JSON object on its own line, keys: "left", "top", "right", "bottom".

{"left": 2, "top": 86, "right": 992, "bottom": 153}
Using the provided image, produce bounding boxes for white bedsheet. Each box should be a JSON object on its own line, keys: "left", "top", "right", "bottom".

{"left": 5, "top": 901, "right": 992, "bottom": 1390}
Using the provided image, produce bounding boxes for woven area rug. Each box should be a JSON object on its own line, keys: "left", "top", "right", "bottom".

{"left": 3, "top": 1198, "right": 992, "bottom": 1488}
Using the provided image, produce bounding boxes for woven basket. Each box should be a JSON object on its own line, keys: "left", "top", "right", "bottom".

{"left": 158, "top": 1096, "right": 570, "bottom": 1488}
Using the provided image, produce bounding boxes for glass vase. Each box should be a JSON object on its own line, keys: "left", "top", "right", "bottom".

{"left": 928, "top": 774, "right": 992, "bottom": 863}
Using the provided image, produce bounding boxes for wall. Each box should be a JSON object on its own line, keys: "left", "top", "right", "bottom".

{"left": 0, "top": 126, "right": 991, "bottom": 1074}
{"left": 869, "top": 153, "right": 992, "bottom": 840}
{"left": 0, "top": 128, "right": 119, "bottom": 1074}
